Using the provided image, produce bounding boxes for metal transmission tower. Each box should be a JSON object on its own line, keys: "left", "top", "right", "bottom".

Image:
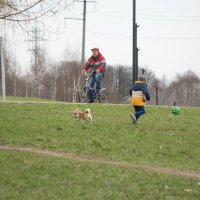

{"left": 133, "top": 0, "right": 139, "bottom": 82}
{"left": 27, "top": 22, "right": 45, "bottom": 97}
{"left": 29, "top": 26, "right": 44, "bottom": 71}
{"left": 65, "top": 0, "right": 96, "bottom": 64}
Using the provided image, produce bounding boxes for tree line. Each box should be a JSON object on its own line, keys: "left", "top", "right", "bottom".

{"left": 1, "top": 1, "right": 199, "bottom": 106}
{"left": 1, "top": 49, "right": 200, "bottom": 107}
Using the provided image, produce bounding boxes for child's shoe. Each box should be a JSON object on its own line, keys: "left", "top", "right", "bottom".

{"left": 130, "top": 113, "right": 137, "bottom": 124}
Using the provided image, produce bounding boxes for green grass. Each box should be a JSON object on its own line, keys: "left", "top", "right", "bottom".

{"left": 0, "top": 103, "right": 199, "bottom": 170}
{"left": 0, "top": 102, "right": 200, "bottom": 199}
{"left": 0, "top": 151, "right": 200, "bottom": 200}
{"left": 0, "top": 96, "right": 55, "bottom": 102}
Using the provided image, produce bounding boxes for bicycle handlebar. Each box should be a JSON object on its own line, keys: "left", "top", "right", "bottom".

{"left": 83, "top": 70, "right": 95, "bottom": 76}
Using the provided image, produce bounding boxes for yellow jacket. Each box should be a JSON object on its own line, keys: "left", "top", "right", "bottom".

{"left": 131, "top": 90, "right": 145, "bottom": 106}
{"left": 129, "top": 81, "right": 150, "bottom": 106}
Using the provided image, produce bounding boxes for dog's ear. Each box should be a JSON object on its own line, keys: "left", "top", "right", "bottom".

{"left": 75, "top": 107, "right": 80, "bottom": 112}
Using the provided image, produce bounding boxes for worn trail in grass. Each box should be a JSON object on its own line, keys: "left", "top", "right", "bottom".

{"left": 1, "top": 144, "right": 200, "bottom": 180}
{"left": 1, "top": 102, "right": 200, "bottom": 170}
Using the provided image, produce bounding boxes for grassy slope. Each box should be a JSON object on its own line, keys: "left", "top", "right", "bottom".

{"left": 1, "top": 102, "right": 200, "bottom": 199}
{"left": 0, "top": 102, "right": 200, "bottom": 170}
{"left": 1, "top": 151, "right": 200, "bottom": 200}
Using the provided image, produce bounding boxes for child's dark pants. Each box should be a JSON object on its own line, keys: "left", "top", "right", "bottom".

{"left": 134, "top": 106, "right": 146, "bottom": 120}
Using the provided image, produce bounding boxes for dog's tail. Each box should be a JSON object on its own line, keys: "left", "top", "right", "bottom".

{"left": 85, "top": 108, "right": 90, "bottom": 113}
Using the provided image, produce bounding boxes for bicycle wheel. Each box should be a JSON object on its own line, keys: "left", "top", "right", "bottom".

{"left": 98, "top": 88, "right": 108, "bottom": 103}
{"left": 80, "top": 87, "right": 88, "bottom": 103}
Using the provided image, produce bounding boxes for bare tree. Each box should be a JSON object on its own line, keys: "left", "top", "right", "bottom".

{"left": 168, "top": 71, "right": 200, "bottom": 106}
{"left": 103, "top": 65, "right": 118, "bottom": 103}
{"left": 0, "top": 0, "right": 73, "bottom": 22}
{"left": 58, "top": 61, "right": 81, "bottom": 102}
{"left": 30, "top": 48, "right": 47, "bottom": 97}
{"left": 42, "top": 62, "right": 58, "bottom": 100}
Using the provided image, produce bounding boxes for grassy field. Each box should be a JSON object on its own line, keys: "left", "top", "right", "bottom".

{"left": 0, "top": 101, "right": 200, "bottom": 199}
{"left": 0, "top": 96, "right": 55, "bottom": 102}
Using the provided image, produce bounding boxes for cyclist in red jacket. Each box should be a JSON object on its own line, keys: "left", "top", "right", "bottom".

{"left": 82, "top": 48, "right": 106, "bottom": 103}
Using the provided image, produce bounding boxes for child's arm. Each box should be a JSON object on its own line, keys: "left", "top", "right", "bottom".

{"left": 143, "top": 86, "right": 150, "bottom": 101}
{"left": 128, "top": 85, "right": 134, "bottom": 96}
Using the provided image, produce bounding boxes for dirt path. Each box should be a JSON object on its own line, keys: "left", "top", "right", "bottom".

{"left": 1, "top": 144, "right": 200, "bottom": 180}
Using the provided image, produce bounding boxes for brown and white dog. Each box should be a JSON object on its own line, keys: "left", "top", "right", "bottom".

{"left": 74, "top": 107, "right": 92, "bottom": 121}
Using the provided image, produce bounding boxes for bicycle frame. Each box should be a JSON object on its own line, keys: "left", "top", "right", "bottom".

{"left": 80, "top": 70, "right": 108, "bottom": 103}
{"left": 83, "top": 70, "right": 95, "bottom": 89}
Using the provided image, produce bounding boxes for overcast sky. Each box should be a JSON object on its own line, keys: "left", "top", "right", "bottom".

{"left": 2, "top": 0, "right": 200, "bottom": 80}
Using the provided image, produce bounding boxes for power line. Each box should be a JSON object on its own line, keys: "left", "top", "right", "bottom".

{"left": 65, "top": 0, "right": 96, "bottom": 63}
{"left": 87, "top": 10, "right": 200, "bottom": 23}
{"left": 64, "top": 25, "right": 200, "bottom": 40}
{"left": 139, "top": 36, "right": 200, "bottom": 40}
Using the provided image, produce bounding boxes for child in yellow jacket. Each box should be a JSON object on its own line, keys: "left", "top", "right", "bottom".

{"left": 129, "top": 75, "right": 150, "bottom": 124}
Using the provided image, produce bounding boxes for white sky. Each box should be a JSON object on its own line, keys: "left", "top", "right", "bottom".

{"left": 2, "top": 0, "right": 200, "bottom": 80}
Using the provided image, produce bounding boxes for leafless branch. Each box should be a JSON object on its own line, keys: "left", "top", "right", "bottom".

{"left": 0, "top": 0, "right": 74, "bottom": 22}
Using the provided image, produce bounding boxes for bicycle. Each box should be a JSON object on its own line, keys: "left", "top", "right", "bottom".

{"left": 80, "top": 70, "right": 108, "bottom": 103}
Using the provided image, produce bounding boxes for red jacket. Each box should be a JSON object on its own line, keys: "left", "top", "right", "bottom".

{"left": 83, "top": 53, "right": 106, "bottom": 72}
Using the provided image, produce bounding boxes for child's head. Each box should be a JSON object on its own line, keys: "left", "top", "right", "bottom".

{"left": 138, "top": 74, "right": 146, "bottom": 83}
